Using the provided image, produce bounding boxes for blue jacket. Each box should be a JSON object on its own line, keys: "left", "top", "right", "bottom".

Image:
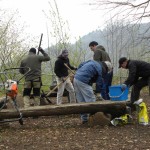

{"left": 74, "top": 60, "right": 103, "bottom": 93}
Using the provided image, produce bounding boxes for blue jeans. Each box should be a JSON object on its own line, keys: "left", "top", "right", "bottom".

{"left": 101, "top": 71, "right": 113, "bottom": 100}
{"left": 73, "top": 78, "right": 96, "bottom": 122}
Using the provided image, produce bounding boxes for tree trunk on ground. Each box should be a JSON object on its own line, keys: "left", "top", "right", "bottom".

{"left": 0, "top": 101, "right": 127, "bottom": 119}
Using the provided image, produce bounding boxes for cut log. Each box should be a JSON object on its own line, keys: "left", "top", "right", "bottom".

{"left": 0, "top": 101, "right": 127, "bottom": 119}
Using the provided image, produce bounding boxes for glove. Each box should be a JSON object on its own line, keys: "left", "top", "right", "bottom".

{"left": 121, "top": 84, "right": 127, "bottom": 91}
{"left": 96, "top": 93, "right": 104, "bottom": 101}
{"left": 38, "top": 47, "right": 45, "bottom": 54}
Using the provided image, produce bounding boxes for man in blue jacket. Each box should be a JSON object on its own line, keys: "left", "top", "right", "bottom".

{"left": 73, "top": 60, "right": 112, "bottom": 124}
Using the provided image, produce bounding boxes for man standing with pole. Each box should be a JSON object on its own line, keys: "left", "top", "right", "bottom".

{"left": 19, "top": 34, "right": 50, "bottom": 108}
{"left": 54, "top": 49, "right": 77, "bottom": 105}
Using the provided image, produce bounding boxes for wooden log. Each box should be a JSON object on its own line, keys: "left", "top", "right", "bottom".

{"left": 0, "top": 101, "right": 127, "bottom": 119}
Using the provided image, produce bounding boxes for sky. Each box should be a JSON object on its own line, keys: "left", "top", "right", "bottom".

{"left": 0, "top": 0, "right": 105, "bottom": 47}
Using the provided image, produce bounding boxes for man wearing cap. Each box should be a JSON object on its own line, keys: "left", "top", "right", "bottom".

{"left": 89, "top": 41, "right": 113, "bottom": 100}
{"left": 19, "top": 47, "right": 50, "bottom": 108}
{"left": 73, "top": 60, "right": 112, "bottom": 124}
{"left": 119, "top": 57, "right": 150, "bottom": 109}
{"left": 54, "top": 49, "right": 77, "bottom": 105}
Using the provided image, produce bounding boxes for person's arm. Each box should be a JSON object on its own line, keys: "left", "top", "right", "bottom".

{"left": 19, "top": 62, "right": 25, "bottom": 74}
{"left": 54, "top": 60, "right": 63, "bottom": 78}
{"left": 95, "top": 65, "right": 103, "bottom": 93}
{"left": 38, "top": 47, "right": 50, "bottom": 61}
{"left": 124, "top": 63, "right": 137, "bottom": 86}
{"left": 67, "top": 59, "right": 77, "bottom": 70}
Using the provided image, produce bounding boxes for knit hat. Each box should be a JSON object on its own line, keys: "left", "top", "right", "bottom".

{"left": 61, "top": 49, "right": 69, "bottom": 57}
{"left": 29, "top": 48, "right": 36, "bottom": 54}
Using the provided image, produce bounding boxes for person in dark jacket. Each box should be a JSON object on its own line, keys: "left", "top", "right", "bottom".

{"left": 119, "top": 57, "right": 150, "bottom": 108}
{"left": 89, "top": 41, "right": 113, "bottom": 100}
{"left": 19, "top": 47, "right": 50, "bottom": 108}
{"left": 54, "top": 49, "right": 76, "bottom": 105}
{"left": 73, "top": 60, "right": 112, "bottom": 124}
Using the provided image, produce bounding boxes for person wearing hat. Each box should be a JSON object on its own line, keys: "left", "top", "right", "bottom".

{"left": 89, "top": 41, "right": 113, "bottom": 100}
{"left": 54, "top": 49, "right": 77, "bottom": 105}
{"left": 119, "top": 57, "right": 150, "bottom": 109}
{"left": 73, "top": 60, "right": 112, "bottom": 124}
{"left": 19, "top": 47, "right": 50, "bottom": 108}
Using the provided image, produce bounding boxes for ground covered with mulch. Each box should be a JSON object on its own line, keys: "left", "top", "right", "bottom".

{"left": 0, "top": 93, "right": 150, "bottom": 150}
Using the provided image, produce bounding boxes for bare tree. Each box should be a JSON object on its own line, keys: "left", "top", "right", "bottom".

{"left": 43, "top": 0, "right": 92, "bottom": 68}
{"left": 0, "top": 10, "right": 35, "bottom": 84}
{"left": 92, "top": 0, "right": 150, "bottom": 36}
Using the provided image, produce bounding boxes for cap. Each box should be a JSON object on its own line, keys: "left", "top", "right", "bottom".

{"left": 29, "top": 48, "right": 36, "bottom": 54}
{"left": 118, "top": 57, "right": 127, "bottom": 68}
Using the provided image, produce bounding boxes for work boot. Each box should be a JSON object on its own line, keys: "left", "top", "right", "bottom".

{"left": 34, "top": 96, "right": 40, "bottom": 106}
{"left": 23, "top": 96, "right": 30, "bottom": 108}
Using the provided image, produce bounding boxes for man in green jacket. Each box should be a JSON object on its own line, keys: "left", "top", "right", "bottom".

{"left": 19, "top": 47, "right": 50, "bottom": 108}
{"left": 89, "top": 41, "right": 113, "bottom": 100}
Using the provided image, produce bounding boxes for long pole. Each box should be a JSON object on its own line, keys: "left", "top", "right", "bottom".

{"left": 37, "top": 33, "right": 43, "bottom": 55}
{"left": 64, "top": 63, "right": 75, "bottom": 75}
{"left": 46, "top": 73, "right": 72, "bottom": 97}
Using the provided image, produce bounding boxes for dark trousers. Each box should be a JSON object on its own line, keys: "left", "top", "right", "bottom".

{"left": 101, "top": 71, "right": 113, "bottom": 100}
{"left": 130, "top": 77, "right": 149, "bottom": 103}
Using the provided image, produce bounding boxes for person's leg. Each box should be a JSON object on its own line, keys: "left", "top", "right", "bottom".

{"left": 56, "top": 77, "right": 65, "bottom": 105}
{"left": 101, "top": 82, "right": 107, "bottom": 100}
{"left": 23, "top": 81, "right": 32, "bottom": 108}
{"left": 130, "top": 78, "right": 148, "bottom": 104}
{"left": 33, "top": 79, "right": 41, "bottom": 106}
{"left": 65, "top": 78, "right": 76, "bottom": 103}
{"left": 74, "top": 78, "right": 96, "bottom": 122}
{"left": 102, "top": 71, "right": 113, "bottom": 100}
{"left": 106, "top": 70, "right": 113, "bottom": 100}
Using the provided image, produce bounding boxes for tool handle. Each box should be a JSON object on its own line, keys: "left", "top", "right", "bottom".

{"left": 46, "top": 73, "right": 72, "bottom": 97}
{"left": 37, "top": 33, "right": 43, "bottom": 55}
{"left": 64, "top": 63, "right": 75, "bottom": 75}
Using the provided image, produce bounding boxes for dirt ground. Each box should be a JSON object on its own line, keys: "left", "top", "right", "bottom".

{"left": 0, "top": 93, "right": 150, "bottom": 150}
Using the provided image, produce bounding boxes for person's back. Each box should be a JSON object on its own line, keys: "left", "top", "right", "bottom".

{"left": 75, "top": 60, "right": 103, "bottom": 87}
{"left": 20, "top": 48, "right": 50, "bottom": 81}
{"left": 19, "top": 47, "right": 50, "bottom": 108}
{"left": 127, "top": 60, "right": 150, "bottom": 77}
{"left": 94, "top": 45, "right": 111, "bottom": 62}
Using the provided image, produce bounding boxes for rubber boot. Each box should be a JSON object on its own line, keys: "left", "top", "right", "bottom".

{"left": 23, "top": 96, "right": 30, "bottom": 108}
{"left": 34, "top": 96, "right": 40, "bottom": 106}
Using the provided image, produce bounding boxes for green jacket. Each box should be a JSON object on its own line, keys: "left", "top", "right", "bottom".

{"left": 94, "top": 45, "right": 111, "bottom": 62}
{"left": 19, "top": 51, "right": 50, "bottom": 81}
